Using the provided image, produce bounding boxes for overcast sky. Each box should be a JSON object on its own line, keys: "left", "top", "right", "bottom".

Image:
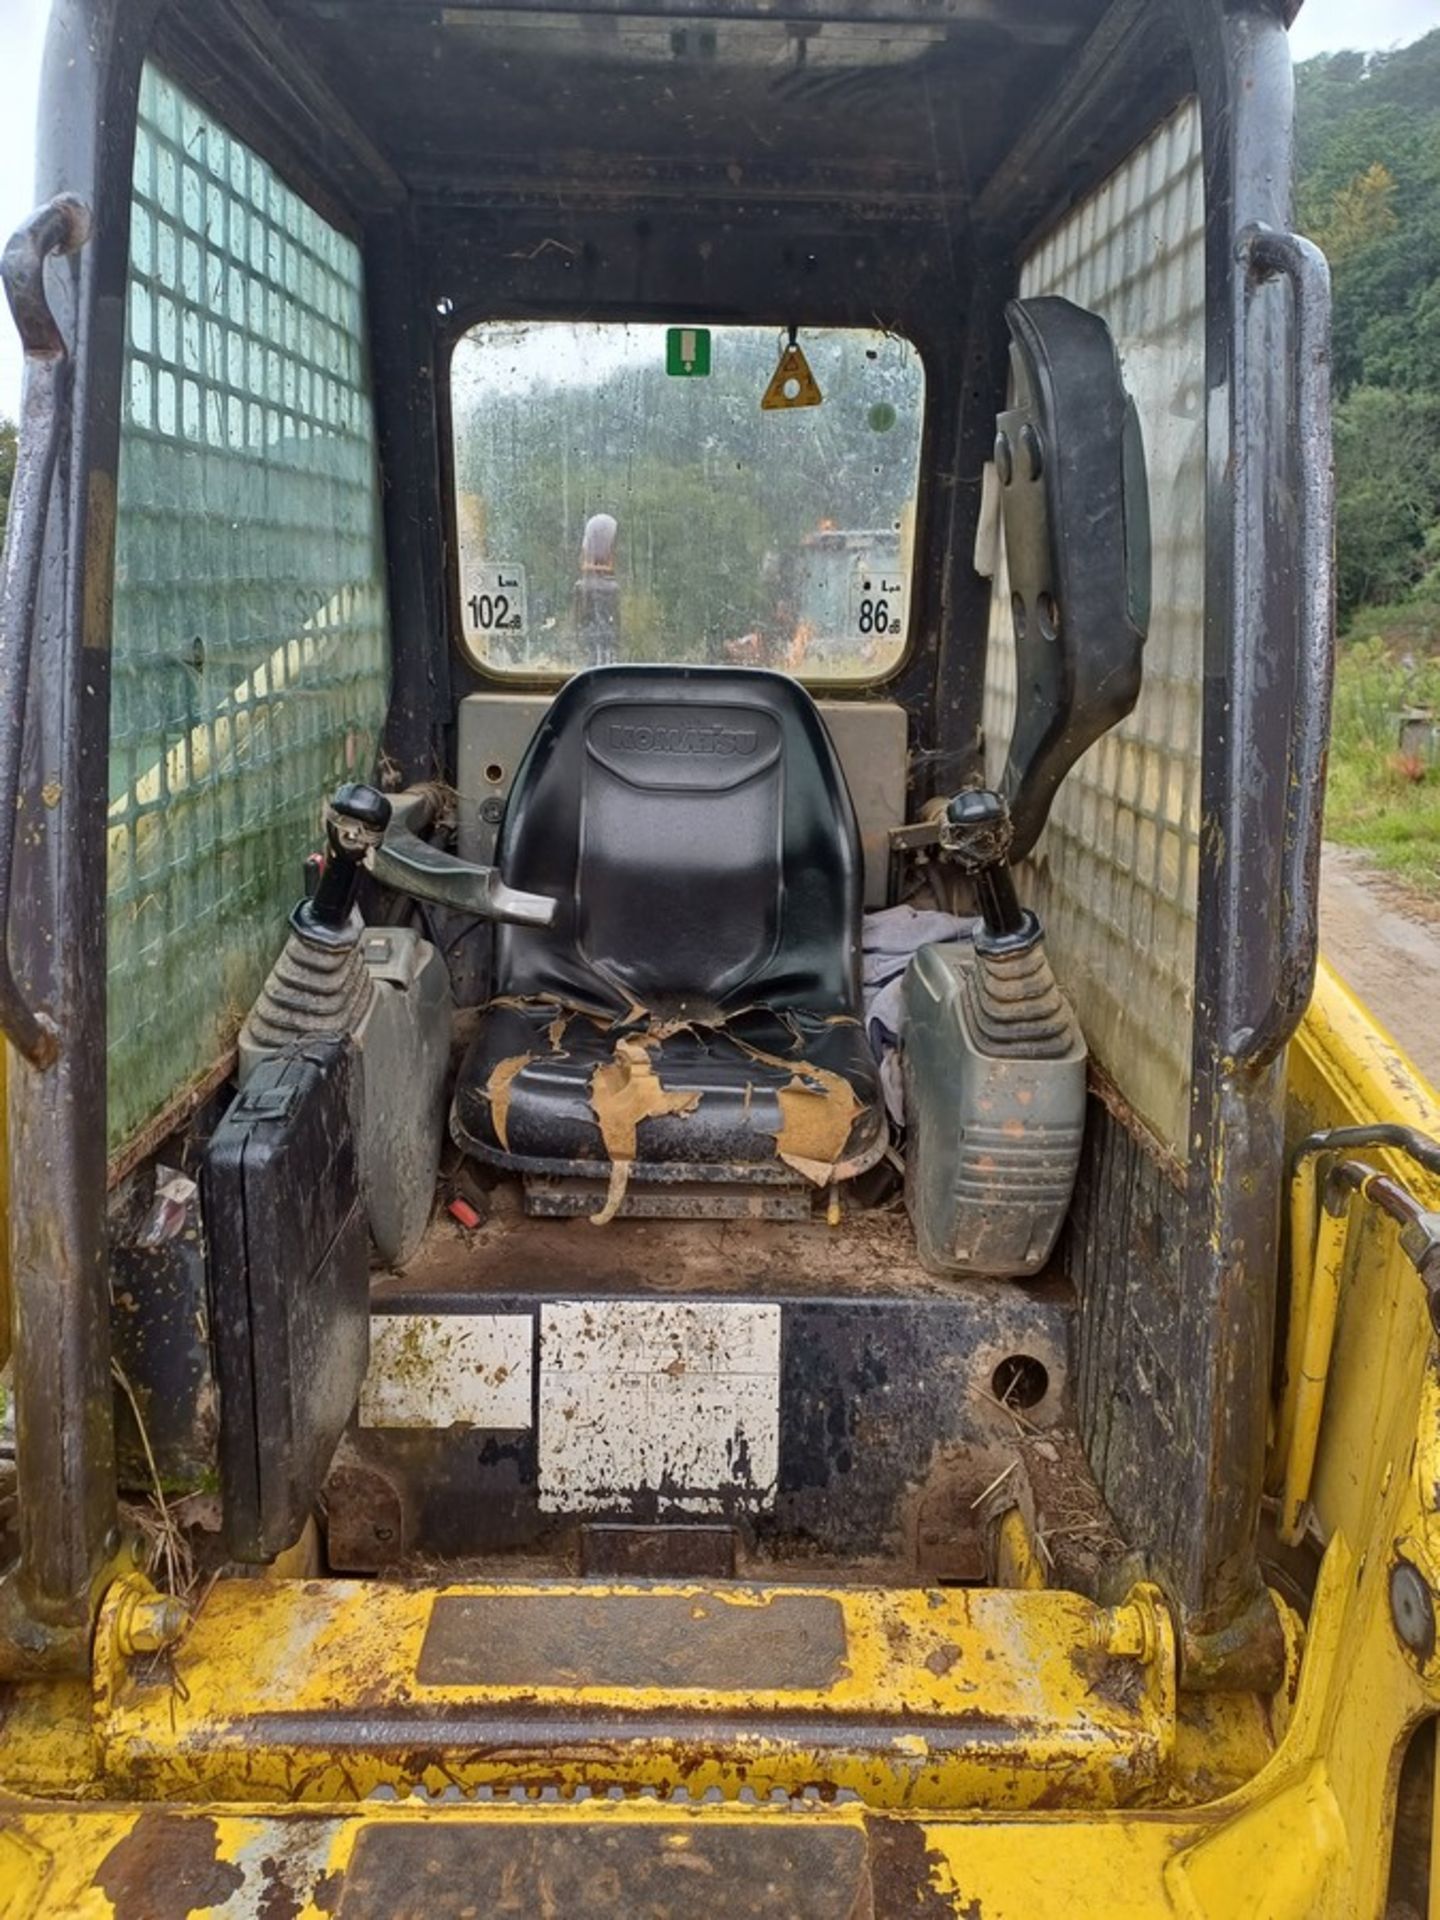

{"left": 0, "top": 0, "right": 1438, "bottom": 414}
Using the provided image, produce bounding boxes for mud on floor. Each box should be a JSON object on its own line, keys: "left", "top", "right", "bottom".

{"left": 373, "top": 1201, "right": 1074, "bottom": 1303}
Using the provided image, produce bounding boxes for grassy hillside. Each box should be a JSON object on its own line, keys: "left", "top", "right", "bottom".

{"left": 0, "top": 419, "right": 12, "bottom": 552}
{"left": 1299, "top": 31, "right": 1440, "bottom": 888}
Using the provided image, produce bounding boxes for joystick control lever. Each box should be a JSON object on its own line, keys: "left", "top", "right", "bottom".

{"left": 939, "top": 789, "right": 1036, "bottom": 952}
{"left": 293, "top": 781, "right": 558, "bottom": 949}
{"left": 295, "top": 783, "right": 392, "bottom": 946}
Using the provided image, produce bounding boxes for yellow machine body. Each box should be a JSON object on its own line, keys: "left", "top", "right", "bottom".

{"left": 0, "top": 965, "right": 1435, "bottom": 1915}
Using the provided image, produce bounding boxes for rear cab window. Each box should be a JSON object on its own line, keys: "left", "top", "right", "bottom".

{"left": 449, "top": 321, "right": 925, "bottom": 683}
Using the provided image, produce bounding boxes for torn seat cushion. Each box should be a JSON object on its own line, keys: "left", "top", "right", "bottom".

{"left": 451, "top": 664, "right": 886, "bottom": 1186}
{"left": 453, "top": 1001, "right": 885, "bottom": 1183}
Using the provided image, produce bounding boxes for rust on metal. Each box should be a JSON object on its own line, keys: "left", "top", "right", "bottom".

{"left": 579, "top": 1522, "right": 738, "bottom": 1580}
{"left": 323, "top": 1463, "right": 408, "bottom": 1574}
{"left": 1177, "top": 1585, "right": 1287, "bottom": 1694}
{"left": 866, "top": 1818, "right": 972, "bottom": 1920}
{"left": 94, "top": 1813, "right": 244, "bottom": 1920}
{"left": 1085, "top": 1059, "right": 1185, "bottom": 1192}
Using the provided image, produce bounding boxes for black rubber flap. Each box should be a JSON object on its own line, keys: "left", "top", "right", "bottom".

{"left": 202, "top": 1037, "right": 368, "bottom": 1560}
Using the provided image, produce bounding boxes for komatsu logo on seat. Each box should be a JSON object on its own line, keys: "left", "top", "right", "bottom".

{"left": 608, "top": 722, "right": 759, "bottom": 755}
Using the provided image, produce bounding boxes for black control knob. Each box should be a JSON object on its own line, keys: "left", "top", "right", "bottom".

{"left": 330, "top": 782, "right": 393, "bottom": 838}
{"left": 941, "top": 788, "right": 1031, "bottom": 947}
{"left": 945, "top": 787, "right": 1012, "bottom": 859}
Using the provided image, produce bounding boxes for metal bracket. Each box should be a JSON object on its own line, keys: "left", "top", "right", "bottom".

{"left": 887, "top": 819, "right": 942, "bottom": 855}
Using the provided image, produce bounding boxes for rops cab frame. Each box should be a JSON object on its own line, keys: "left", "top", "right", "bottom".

{"left": 0, "top": 2, "right": 1436, "bottom": 1915}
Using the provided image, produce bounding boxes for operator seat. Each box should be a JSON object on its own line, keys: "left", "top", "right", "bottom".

{"left": 452, "top": 665, "right": 886, "bottom": 1189}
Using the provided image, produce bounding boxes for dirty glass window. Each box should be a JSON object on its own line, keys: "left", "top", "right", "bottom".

{"left": 983, "top": 100, "right": 1205, "bottom": 1155}
{"left": 107, "top": 64, "right": 391, "bottom": 1153}
{"left": 450, "top": 323, "right": 924, "bottom": 682}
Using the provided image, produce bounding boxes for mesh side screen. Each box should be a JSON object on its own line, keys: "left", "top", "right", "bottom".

{"left": 983, "top": 99, "right": 1205, "bottom": 1154}
{"left": 107, "top": 64, "right": 390, "bottom": 1151}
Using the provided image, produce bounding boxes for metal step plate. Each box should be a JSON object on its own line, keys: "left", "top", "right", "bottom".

{"left": 98, "top": 1578, "right": 1176, "bottom": 1810}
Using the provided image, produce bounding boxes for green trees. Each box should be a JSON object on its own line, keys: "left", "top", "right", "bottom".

{"left": 1298, "top": 32, "right": 1440, "bottom": 618}
{"left": 0, "top": 417, "right": 15, "bottom": 552}
{"left": 1331, "top": 388, "right": 1440, "bottom": 613}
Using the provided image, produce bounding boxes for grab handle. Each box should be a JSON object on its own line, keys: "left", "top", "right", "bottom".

{"left": 0, "top": 196, "right": 91, "bottom": 1068}
{"left": 1232, "top": 225, "right": 1335, "bottom": 1072}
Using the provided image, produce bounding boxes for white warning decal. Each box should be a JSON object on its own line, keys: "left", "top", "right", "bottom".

{"left": 359, "top": 1312, "right": 533, "bottom": 1430}
{"left": 537, "top": 1301, "right": 781, "bottom": 1514}
{"left": 463, "top": 562, "right": 528, "bottom": 643}
{"left": 849, "top": 558, "right": 905, "bottom": 641}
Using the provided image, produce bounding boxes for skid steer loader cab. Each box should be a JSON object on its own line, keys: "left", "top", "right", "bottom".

{"left": 4, "top": 2, "right": 1439, "bottom": 1914}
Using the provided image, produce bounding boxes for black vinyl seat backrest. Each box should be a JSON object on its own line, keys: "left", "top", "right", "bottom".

{"left": 493, "top": 665, "right": 865, "bottom": 1017}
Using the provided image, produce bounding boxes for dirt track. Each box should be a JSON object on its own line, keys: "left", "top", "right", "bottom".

{"left": 1319, "top": 844, "right": 1440, "bottom": 1092}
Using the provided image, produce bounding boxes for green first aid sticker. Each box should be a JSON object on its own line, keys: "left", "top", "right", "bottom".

{"left": 666, "top": 327, "right": 712, "bottom": 376}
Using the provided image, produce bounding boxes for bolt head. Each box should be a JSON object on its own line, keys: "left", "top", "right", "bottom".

{"left": 119, "top": 1588, "right": 190, "bottom": 1656}
{"left": 1390, "top": 1558, "right": 1435, "bottom": 1662}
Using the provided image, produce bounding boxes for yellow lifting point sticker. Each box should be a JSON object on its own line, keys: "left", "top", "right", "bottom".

{"left": 761, "top": 339, "right": 823, "bottom": 411}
